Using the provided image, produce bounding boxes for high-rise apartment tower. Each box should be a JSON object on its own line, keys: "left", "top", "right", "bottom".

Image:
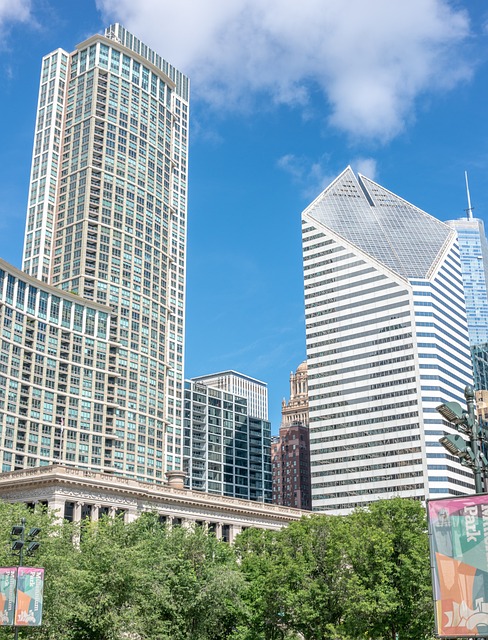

{"left": 303, "top": 168, "right": 474, "bottom": 513}
{"left": 15, "top": 24, "right": 189, "bottom": 481}
{"left": 183, "top": 378, "right": 272, "bottom": 502}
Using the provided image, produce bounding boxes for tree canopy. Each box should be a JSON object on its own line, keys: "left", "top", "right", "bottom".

{"left": 0, "top": 498, "right": 434, "bottom": 640}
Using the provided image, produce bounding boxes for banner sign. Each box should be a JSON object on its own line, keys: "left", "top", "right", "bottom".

{"left": 428, "top": 495, "right": 488, "bottom": 637}
{"left": 0, "top": 568, "right": 17, "bottom": 626}
{"left": 14, "top": 567, "right": 44, "bottom": 627}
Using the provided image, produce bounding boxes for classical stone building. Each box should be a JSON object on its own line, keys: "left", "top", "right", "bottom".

{"left": 0, "top": 465, "right": 304, "bottom": 542}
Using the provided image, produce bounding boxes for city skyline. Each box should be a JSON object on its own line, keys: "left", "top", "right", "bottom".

{"left": 2, "top": 1, "right": 488, "bottom": 432}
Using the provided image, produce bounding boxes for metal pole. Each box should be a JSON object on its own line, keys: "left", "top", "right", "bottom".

{"left": 13, "top": 517, "right": 25, "bottom": 640}
{"left": 465, "top": 385, "right": 483, "bottom": 494}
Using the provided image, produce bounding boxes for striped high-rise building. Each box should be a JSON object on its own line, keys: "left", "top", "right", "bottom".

{"left": 0, "top": 24, "right": 188, "bottom": 482}
{"left": 302, "top": 167, "right": 474, "bottom": 514}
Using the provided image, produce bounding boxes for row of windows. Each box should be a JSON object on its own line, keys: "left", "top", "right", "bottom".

{"left": 309, "top": 341, "right": 414, "bottom": 370}
{"left": 311, "top": 421, "right": 420, "bottom": 445}
{"left": 309, "top": 330, "right": 413, "bottom": 361}
{"left": 310, "top": 398, "right": 419, "bottom": 424}
{"left": 306, "top": 299, "right": 409, "bottom": 330}
{"left": 307, "top": 312, "right": 411, "bottom": 346}
{"left": 313, "top": 483, "right": 425, "bottom": 502}
{"left": 306, "top": 288, "right": 408, "bottom": 319}
{"left": 313, "top": 469, "right": 423, "bottom": 490}
{"left": 311, "top": 433, "right": 421, "bottom": 457}
{"left": 304, "top": 273, "right": 390, "bottom": 302}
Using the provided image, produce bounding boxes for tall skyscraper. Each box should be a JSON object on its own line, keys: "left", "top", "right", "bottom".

{"left": 446, "top": 213, "right": 488, "bottom": 393}
{"left": 2, "top": 24, "right": 189, "bottom": 482}
{"left": 271, "top": 361, "right": 311, "bottom": 510}
{"left": 303, "top": 167, "right": 474, "bottom": 514}
{"left": 445, "top": 217, "right": 488, "bottom": 347}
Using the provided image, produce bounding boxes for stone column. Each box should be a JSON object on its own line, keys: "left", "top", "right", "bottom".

{"left": 47, "top": 496, "right": 66, "bottom": 524}
{"left": 91, "top": 505, "right": 99, "bottom": 522}
{"left": 229, "top": 524, "right": 242, "bottom": 544}
{"left": 73, "top": 502, "right": 83, "bottom": 523}
{"left": 126, "top": 508, "right": 139, "bottom": 523}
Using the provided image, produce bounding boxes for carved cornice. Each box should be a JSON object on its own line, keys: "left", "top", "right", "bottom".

{"left": 0, "top": 465, "right": 304, "bottom": 526}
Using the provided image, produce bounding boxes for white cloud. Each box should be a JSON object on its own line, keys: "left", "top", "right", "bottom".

{"left": 97, "top": 0, "right": 471, "bottom": 141}
{"left": 352, "top": 157, "right": 378, "bottom": 181}
{"left": 278, "top": 154, "right": 378, "bottom": 198}
{"left": 0, "top": 0, "right": 31, "bottom": 39}
{"left": 277, "top": 153, "right": 336, "bottom": 199}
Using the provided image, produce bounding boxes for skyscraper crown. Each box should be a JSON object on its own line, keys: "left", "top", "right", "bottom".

{"left": 303, "top": 166, "right": 453, "bottom": 278}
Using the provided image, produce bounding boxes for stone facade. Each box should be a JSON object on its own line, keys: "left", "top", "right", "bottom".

{"left": 0, "top": 465, "right": 304, "bottom": 542}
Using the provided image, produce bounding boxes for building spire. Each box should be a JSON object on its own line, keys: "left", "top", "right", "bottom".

{"left": 465, "top": 171, "right": 474, "bottom": 220}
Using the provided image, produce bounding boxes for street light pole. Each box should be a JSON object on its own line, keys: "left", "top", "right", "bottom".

{"left": 436, "top": 385, "right": 487, "bottom": 494}
{"left": 11, "top": 518, "right": 41, "bottom": 640}
{"left": 13, "top": 518, "right": 25, "bottom": 640}
{"left": 465, "top": 385, "right": 483, "bottom": 494}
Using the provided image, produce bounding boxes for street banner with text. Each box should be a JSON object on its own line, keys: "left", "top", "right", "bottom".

{"left": 428, "top": 494, "right": 488, "bottom": 637}
{"left": 0, "top": 568, "right": 17, "bottom": 626}
{"left": 14, "top": 567, "right": 44, "bottom": 627}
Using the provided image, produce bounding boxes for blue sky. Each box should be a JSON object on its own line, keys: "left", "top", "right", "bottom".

{"left": 1, "top": 0, "right": 488, "bottom": 431}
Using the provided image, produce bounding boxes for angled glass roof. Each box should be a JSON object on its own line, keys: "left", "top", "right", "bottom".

{"left": 303, "top": 167, "right": 453, "bottom": 279}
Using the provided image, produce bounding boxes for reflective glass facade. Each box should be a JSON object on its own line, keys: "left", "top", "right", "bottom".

{"left": 183, "top": 379, "right": 272, "bottom": 502}
{"left": 446, "top": 218, "right": 488, "bottom": 347}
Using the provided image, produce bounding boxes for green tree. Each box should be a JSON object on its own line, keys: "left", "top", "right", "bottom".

{"left": 0, "top": 498, "right": 435, "bottom": 640}
{"left": 235, "top": 516, "right": 349, "bottom": 640}
{"left": 343, "top": 498, "right": 434, "bottom": 640}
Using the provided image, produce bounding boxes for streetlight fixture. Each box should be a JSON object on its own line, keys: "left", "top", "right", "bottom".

{"left": 436, "top": 402, "right": 469, "bottom": 431}
{"left": 436, "top": 385, "right": 485, "bottom": 494}
{"left": 10, "top": 518, "right": 41, "bottom": 640}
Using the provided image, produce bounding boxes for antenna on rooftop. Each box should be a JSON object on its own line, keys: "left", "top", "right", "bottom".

{"left": 465, "top": 171, "right": 474, "bottom": 220}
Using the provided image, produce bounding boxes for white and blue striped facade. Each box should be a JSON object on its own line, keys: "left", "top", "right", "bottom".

{"left": 303, "top": 167, "right": 474, "bottom": 514}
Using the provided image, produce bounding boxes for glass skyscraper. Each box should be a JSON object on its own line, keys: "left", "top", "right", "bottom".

{"left": 0, "top": 24, "right": 188, "bottom": 482}
{"left": 183, "top": 378, "right": 272, "bottom": 502}
{"left": 303, "top": 167, "right": 474, "bottom": 513}
{"left": 445, "top": 217, "right": 488, "bottom": 347}
{"left": 446, "top": 217, "right": 488, "bottom": 393}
